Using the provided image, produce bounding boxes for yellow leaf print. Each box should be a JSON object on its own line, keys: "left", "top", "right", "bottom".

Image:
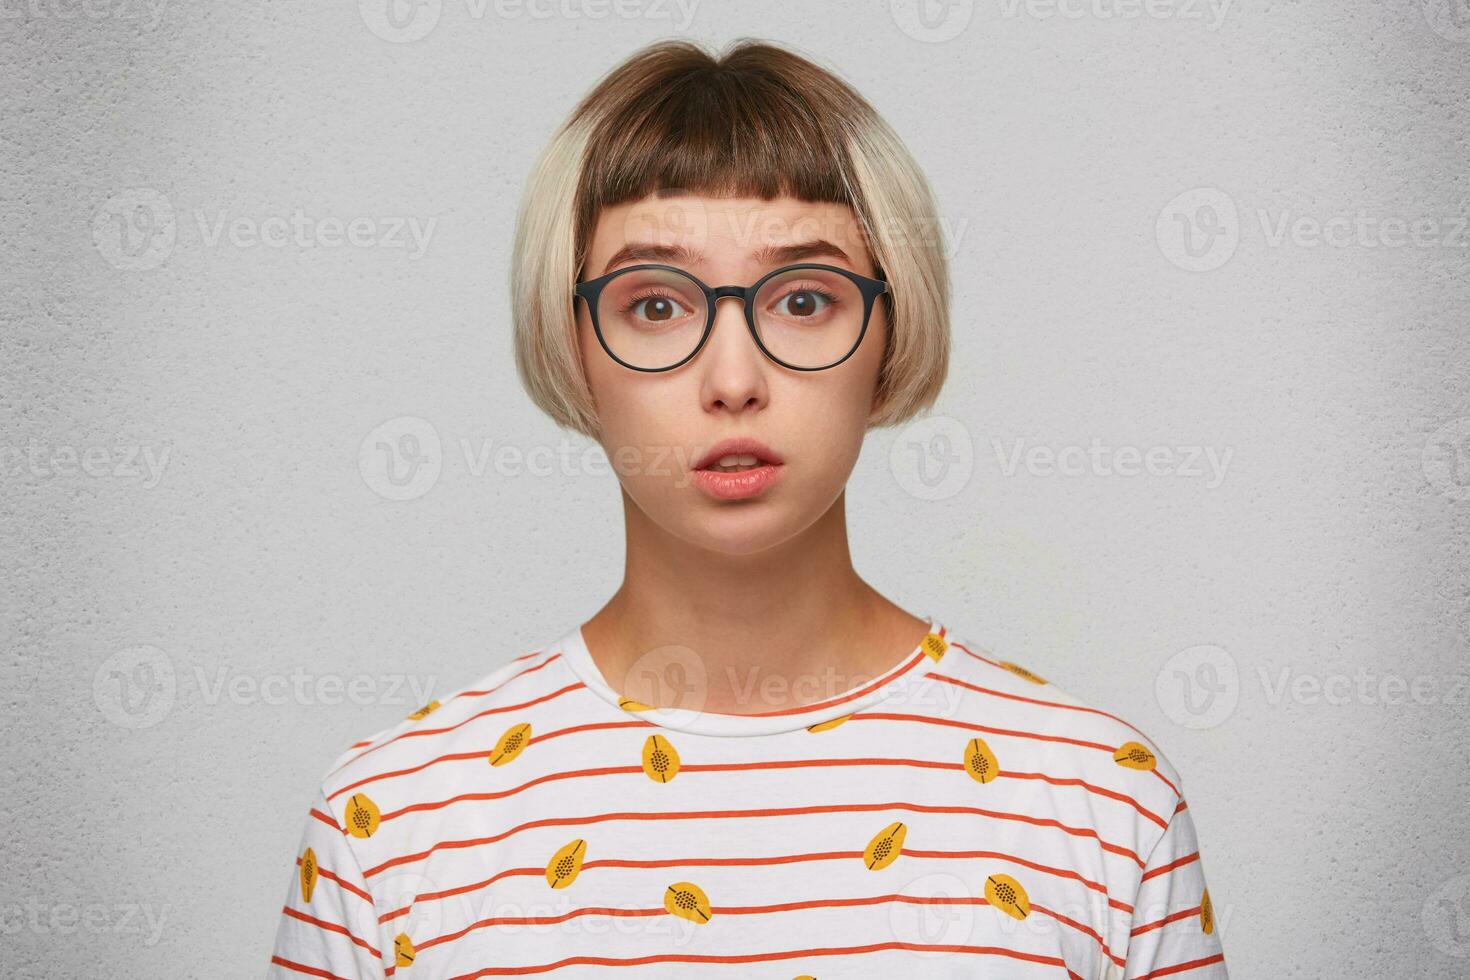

{"left": 921, "top": 632, "right": 949, "bottom": 663}
{"left": 1113, "top": 741, "right": 1157, "bottom": 771}
{"left": 963, "top": 737, "right": 1000, "bottom": 784}
{"left": 985, "top": 873, "right": 1030, "bottom": 920}
{"left": 998, "top": 661, "right": 1046, "bottom": 684}
{"left": 863, "top": 821, "right": 907, "bottom": 870}
{"left": 546, "top": 839, "right": 586, "bottom": 889}
{"left": 664, "top": 881, "right": 712, "bottom": 923}
{"left": 641, "top": 733, "right": 681, "bottom": 783}
{"left": 618, "top": 695, "right": 655, "bottom": 712}
{"left": 394, "top": 932, "right": 416, "bottom": 967}
{"left": 1200, "top": 887, "right": 1214, "bottom": 934}
{"left": 807, "top": 714, "right": 851, "bottom": 733}
{"left": 299, "top": 847, "right": 317, "bottom": 903}
{"left": 343, "top": 793, "right": 380, "bottom": 839}
{"left": 406, "top": 700, "right": 439, "bottom": 721}
{"left": 489, "top": 722, "right": 532, "bottom": 766}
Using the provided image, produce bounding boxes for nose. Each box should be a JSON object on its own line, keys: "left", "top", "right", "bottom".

{"left": 698, "top": 294, "right": 768, "bottom": 414}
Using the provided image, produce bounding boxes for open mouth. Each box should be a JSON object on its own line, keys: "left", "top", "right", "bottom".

{"left": 689, "top": 440, "right": 786, "bottom": 500}
{"left": 701, "top": 454, "right": 771, "bottom": 473}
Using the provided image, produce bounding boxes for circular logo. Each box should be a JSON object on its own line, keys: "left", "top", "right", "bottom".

{"left": 1154, "top": 644, "right": 1238, "bottom": 729}
{"left": 889, "top": 414, "right": 974, "bottom": 501}
{"left": 1423, "top": 873, "right": 1470, "bottom": 958}
{"left": 1156, "top": 187, "right": 1239, "bottom": 272}
{"left": 375, "top": 870, "right": 452, "bottom": 944}
{"left": 617, "top": 190, "right": 711, "bottom": 263}
{"left": 888, "top": 0, "right": 975, "bottom": 43}
{"left": 1424, "top": 1, "right": 1470, "bottom": 43}
{"left": 359, "top": 0, "right": 442, "bottom": 43}
{"left": 886, "top": 871, "right": 978, "bottom": 952}
{"left": 92, "top": 188, "right": 176, "bottom": 271}
{"left": 359, "top": 416, "right": 442, "bottom": 501}
{"left": 93, "top": 645, "right": 176, "bottom": 729}
{"left": 617, "top": 642, "right": 708, "bottom": 722}
{"left": 1423, "top": 417, "right": 1470, "bottom": 501}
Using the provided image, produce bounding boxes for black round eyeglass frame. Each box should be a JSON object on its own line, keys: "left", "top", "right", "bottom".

{"left": 572, "top": 262, "right": 890, "bottom": 373}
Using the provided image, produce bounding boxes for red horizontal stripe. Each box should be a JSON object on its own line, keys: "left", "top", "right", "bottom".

{"left": 374, "top": 755, "right": 1162, "bottom": 829}
{"left": 325, "top": 689, "right": 615, "bottom": 802}
{"left": 1131, "top": 904, "right": 1203, "bottom": 937}
{"left": 1030, "top": 901, "right": 1123, "bottom": 967}
{"left": 854, "top": 709, "right": 1117, "bottom": 752}
{"left": 1132, "top": 952, "right": 1226, "bottom": 978}
{"left": 280, "top": 906, "right": 381, "bottom": 959}
{"left": 379, "top": 846, "right": 1131, "bottom": 923}
{"left": 296, "top": 855, "right": 375, "bottom": 908}
{"left": 270, "top": 955, "right": 359, "bottom": 980}
{"left": 364, "top": 799, "right": 1144, "bottom": 879}
{"left": 934, "top": 665, "right": 1151, "bottom": 741}
{"left": 422, "top": 890, "right": 1113, "bottom": 964}
{"left": 327, "top": 654, "right": 564, "bottom": 777}
{"left": 445, "top": 939, "right": 1074, "bottom": 978}
{"left": 1141, "top": 850, "right": 1199, "bottom": 882}
{"left": 998, "top": 769, "right": 1167, "bottom": 829}
{"left": 1152, "top": 768, "right": 1181, "bottom": 796}
{"left": 721, "top": 625, "right": 943, "bottom": 719}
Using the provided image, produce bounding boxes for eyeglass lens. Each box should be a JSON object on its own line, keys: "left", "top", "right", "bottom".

{"left": 594, "top": 266, "right": 867, "bottom": 370}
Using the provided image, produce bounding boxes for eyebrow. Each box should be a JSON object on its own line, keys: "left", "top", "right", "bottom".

{"left": 599, "top": 239, "right": 854, "bottom": 277}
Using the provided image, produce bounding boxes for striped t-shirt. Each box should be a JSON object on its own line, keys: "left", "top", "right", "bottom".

{"left": 269, "top": 619, "right": 1228, "bottom": 979}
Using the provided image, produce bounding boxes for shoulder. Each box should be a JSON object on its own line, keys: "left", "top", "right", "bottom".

{"left": 315, "top": 638, "right": 570, "bottom": 806}
{"left": 931, "top": 629, "right": 1187, "bottom": 847}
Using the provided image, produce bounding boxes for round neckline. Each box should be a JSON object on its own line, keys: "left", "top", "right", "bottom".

{"left": 553, "top": 616, "right": 950, "bottom": 737}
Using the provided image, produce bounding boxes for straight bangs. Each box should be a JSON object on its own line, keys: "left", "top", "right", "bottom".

{"left": 567, "top": 43, "right": 861, "bottom": 271}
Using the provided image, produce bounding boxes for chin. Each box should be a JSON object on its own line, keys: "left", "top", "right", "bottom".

{"left": 677, "top": 500, "right": 824, "bottom": 558}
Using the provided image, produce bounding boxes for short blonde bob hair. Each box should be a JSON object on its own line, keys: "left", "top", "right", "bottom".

{"left": 510, "top": 38, "right": 950, "bottom": 439}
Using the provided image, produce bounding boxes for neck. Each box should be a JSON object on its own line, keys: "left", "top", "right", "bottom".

{"left": 578, "top": 490, "right": 931, "bottom": 715}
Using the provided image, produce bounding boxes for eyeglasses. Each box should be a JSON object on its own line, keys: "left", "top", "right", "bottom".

{"left": 573, "top": 262, "right": 889, "bottom": 372}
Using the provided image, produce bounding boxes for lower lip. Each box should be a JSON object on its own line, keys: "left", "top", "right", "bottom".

{"left": 689, "top": 463, "right": 785, "bottom": 500}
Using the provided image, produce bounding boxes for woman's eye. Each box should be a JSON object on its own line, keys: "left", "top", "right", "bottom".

{"left": 632, "top": 296, "right": 689, "bottom": 322}
{"left": 774, "top": 289, "right": 831, "bottom": 318}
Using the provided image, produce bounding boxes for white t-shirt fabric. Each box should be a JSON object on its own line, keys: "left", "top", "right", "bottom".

{"left": 269, "top": 618, "right": 1228, "bottom": 979}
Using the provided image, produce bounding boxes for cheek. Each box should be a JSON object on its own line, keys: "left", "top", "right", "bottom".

{"left": 578, "top": 313, "right": 683, "bottom": 472}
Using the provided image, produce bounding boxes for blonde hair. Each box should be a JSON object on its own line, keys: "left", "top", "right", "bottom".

{"left": 510, "top": 38, "right": 950, "bottom": 439}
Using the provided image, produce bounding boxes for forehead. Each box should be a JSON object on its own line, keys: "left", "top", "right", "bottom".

{"left": 586, "top": 193, "right": 869, "bottom": 273}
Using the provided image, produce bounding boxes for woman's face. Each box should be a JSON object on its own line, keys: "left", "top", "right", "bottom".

{"left": 577, "top": 193, "right": 888, "bottom": 556}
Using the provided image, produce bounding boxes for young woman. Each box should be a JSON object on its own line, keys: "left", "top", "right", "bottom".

{"left": 270, "top": 39, "right": 1228, "bottom": 980}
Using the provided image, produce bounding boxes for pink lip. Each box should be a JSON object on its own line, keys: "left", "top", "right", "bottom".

{"left": 692, "top": 437, "right": 784, "bottom": 471}
{"left": 690, "top": 437, "right": 786, "bottom": 501}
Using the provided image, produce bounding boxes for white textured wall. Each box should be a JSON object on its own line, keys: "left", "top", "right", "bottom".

{"left": 3, "top": 1, "right": 1468, "bottom": 976}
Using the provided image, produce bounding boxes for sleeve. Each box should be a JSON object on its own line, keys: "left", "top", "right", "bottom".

{"left": 267, "top": 785, "right": 387, "bottom": 979}
{"left": 1123, "top": 799, "right": 1228, "bottom": 979}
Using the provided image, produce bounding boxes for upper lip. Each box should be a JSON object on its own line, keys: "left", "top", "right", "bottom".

{"left": 693, "top": 437, "right": 785, "bottom": 470}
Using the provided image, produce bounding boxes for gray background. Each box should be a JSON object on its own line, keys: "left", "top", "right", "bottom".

{"left": 3, "top": 0, "right": 1469, "bottom": 977}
